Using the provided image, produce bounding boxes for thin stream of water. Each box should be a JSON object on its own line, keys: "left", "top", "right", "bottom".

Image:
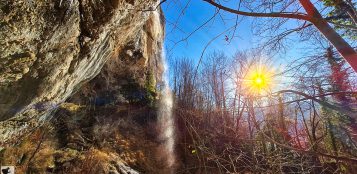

{"left": 150, "top": 9, "right": 175, "bottom": 172}
{"left": 158, "top": 48, "right": 176, "bottom": 171}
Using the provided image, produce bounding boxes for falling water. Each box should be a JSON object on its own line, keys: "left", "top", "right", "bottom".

{"left": 158, "top": 47, "right": 176, "bottom": 171}
{"left": 152, "top": 9, "right": 176, "bottom": 172}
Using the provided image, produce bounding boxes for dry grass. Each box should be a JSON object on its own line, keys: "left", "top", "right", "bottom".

{"left": 1, "top": 103, "right": 173, "bottom": 173}
{"left": 0, "top": 128, "right": 57, "bottom": 173}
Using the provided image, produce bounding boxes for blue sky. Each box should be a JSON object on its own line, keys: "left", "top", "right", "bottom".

{"left": 160, "top": 0, "right": 328, "bottom": 78}
{"left": 162, "top": 0, "right": 255, "bottom": 63}
{"left": 160, "top": 0, "right": 335, "bottom": 91}
{"left": 160, "top": 0, "right": 357, "bottom": 90}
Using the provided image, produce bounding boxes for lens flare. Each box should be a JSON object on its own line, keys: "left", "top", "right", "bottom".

{"left": 240, "top": 60, "right": 275, "bottom": 95}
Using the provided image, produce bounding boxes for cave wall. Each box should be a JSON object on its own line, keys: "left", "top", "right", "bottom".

{"left": 0, "top": 0, "right": 163, "bottom": 146}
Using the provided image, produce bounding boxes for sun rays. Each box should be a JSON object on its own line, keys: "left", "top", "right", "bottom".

{"left": 239, "top": 59, "right": 276, "bottom": 96}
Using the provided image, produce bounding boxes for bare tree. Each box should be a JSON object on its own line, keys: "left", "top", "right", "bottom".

{"left": 200, "top": 0, "right": 357, "bottom": 72}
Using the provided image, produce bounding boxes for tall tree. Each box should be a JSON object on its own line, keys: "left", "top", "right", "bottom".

{"left": 323, "top": 0, "right": 357, "bottom": 39}
{"left": 325, "top": 47, "right": 357, "bottom": 142}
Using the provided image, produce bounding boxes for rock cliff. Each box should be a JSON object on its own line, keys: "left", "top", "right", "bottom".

{"left": 0, "top": 0, "right": 164, "bottom": 146}
{"left": 0, "top": 1, "right": 168, "bottom": 172}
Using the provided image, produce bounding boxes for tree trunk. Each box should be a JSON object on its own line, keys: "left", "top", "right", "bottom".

{"left": 299, "top": 0, "right": 357, "bottom": 73}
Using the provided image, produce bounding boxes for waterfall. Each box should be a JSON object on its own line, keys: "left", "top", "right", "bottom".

{"left": 150, "top": 9, "right": 175, "bottom": 172}
{"left": 158, "top": 47, "right": 176, "bottom": 171}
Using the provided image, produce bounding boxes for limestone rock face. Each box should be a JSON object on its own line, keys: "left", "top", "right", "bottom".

{"left": 0, "top": 0, "right": 163, "bottom": 145}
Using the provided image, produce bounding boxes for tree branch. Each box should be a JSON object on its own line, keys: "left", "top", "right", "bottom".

{"left": 277, "top": 90, "right": 357, "bottom": 117}
{"left": 202, "top": 0, "right": 312, "bottom": 21}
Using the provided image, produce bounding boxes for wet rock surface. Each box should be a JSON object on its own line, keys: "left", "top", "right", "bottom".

{"left": 0, "top": 0, "right": 162, "bottom": 145}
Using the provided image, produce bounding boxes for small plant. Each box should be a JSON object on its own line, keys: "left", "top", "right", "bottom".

{"left": 144, "top": 70, "right": 157, "bottom": 107}
{"left": 120, "top": 72, "right": 157, "bottom": 106}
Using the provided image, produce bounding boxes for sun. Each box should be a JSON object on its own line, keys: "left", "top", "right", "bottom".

{"left": 240, "top": 62, "right": 275, "bottom": 95}
{"left": 251, "top": 73, "right": 268, "bottom": 89}
{"left": 254, "top": 77, "right": 263, "bottom": 85}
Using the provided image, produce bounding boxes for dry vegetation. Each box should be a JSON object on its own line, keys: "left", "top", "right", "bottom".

{"left": 172, "top": 49, "right": 357, "bottom": 173}
{"left": 0, "top": 102, "right": 171, "bottom": 173}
